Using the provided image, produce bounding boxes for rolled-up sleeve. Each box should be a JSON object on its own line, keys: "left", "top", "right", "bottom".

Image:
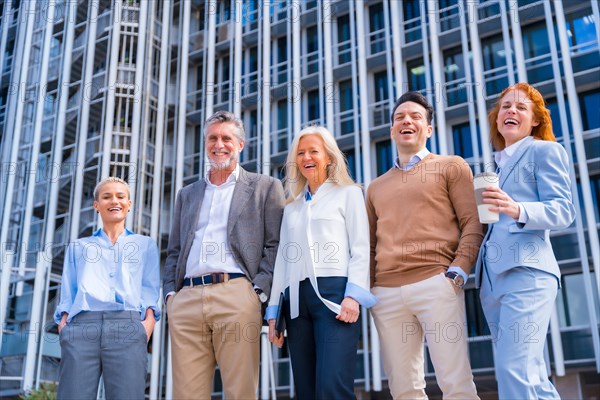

{"left": 54, "top": 243, "right": 77, "bottom": 324}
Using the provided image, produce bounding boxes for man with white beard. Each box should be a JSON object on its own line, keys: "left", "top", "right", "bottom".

{"left": 163, "top": 111, "right": 285, "bottom": 399}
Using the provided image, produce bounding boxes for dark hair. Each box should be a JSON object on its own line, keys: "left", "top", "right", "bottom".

{"left": 390, "top": 91, "right": 434, "bottom": 125}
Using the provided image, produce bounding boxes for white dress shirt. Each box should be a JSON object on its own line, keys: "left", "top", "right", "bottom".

{"left": 494, "top": 136, "right": 529, "bottom": 224}
{"left": 185, "top": 164, "right": 245, "bottom": 278}
{"left": 267, "top": 181, "right": 376, "bottom": 320}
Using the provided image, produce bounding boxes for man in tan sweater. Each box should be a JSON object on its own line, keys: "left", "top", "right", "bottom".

{"left": 366, "top": 91, "right": 483, "bottom": 399}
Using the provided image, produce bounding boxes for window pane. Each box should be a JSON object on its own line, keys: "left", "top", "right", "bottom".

{"left": 452, "top": 122, "right": 474, "bottom": 159}
{"left": 406, "top": 58, "right": 426, "bottom": 91}
{"left": 556, "top": 273, "right": 600, "bottom": 327}
{"left": 376, "top": 140, "right": 393, "bottom": 176}
{"left": 579, "top": 90, "right": 600, "bottom": 131}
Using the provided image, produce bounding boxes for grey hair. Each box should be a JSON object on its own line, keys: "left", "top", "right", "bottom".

{"left": 204, "top": 111, "right": 245, "bottom": 142}
{"left": 93, "top": 177, "right": 130, "bottom": 200}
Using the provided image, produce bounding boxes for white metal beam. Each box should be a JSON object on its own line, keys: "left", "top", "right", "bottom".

{"left": 70, "top": 0, "right": 100, "bottom": 240}
{"left": 127, "top": 0, "right": 149, "bottom": 230}
{"left": 101, "top": 0, "right": 124, "bottom": 180}
{"left": 427, "top": 0, "right": 448, "bottom": 155}
{"left": 205, "top": 0, "right": 217, "bottom": 118}
{"left": 323, "top": 0, "right": 334, "bottom": 132}
{"left": 467, "top": 2, "right": 492, "bottom": 168}
{"left": 175, "top": 0, "right": 191, "bottom": 192}
{"left": 262, "top": 0, "right": 271, "bottom": 175}
{"left": 292, "top": 0, "right": 301, "bottom": 135}
{"left": 355, "top": 0, "right": 372, "bottom": 186}
{"left": 0, "top": 0, "right": 37, "bottom": 294}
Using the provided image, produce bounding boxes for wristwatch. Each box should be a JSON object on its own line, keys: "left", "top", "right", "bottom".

{"left": 255, "top": 288, "right": 268, "bottom": 303}
{"left": 445, "top": 271, "right": 465, "bottom": 288}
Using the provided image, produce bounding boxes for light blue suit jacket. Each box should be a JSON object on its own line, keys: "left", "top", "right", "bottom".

{"left": 475, "top": 137, "right": 576, "bottom": 288}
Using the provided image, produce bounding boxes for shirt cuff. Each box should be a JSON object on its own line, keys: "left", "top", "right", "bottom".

{"left": 517, "top": 203, "right": 529, "bottom": 224}
{"left": 265, "top": 305, "right": 278, "bottom": 321}
{"left": 54, "top": 306, "right": 69, "bottom": 324}
{"left": 345, "top": 282, "right": 378, "bottom": 308}
{"left": 142, "top": 306, "right": 161, "bottom": 321}
{"left": 164, "top": 291, "right": 175, "bottom": 304}
{"left": 448, "top": 266, "right": 468, "bottom": 285}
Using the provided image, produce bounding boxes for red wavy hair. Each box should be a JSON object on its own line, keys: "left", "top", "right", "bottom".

{"left": 488, "top": 83, "right": 556, "bottom": 150}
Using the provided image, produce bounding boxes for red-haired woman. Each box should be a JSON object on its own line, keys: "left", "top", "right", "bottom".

{"left": 475, "top": 83, "right": 575, "bottom": 399}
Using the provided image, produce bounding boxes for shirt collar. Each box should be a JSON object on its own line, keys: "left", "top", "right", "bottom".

{"left": 494, "top": 136, "right": 529, "bottom": 166}
{"left": 303, "top": 179, "right": 333, "bottom": 202}
{"left": 93, "top": 228, "right": 134, "bottom": 240}
{"left": 394, "top": 148, "right": 430, "bottom": 170}
{"left": 204, "top": 163, "right": 240, "bottom": 186}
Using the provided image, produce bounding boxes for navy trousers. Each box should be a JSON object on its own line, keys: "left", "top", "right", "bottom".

{"left": 57, "top": 311, "right": 148, "bottom": 400}
{"left": 285, "top": 277, "right": 360, "bottom": 400}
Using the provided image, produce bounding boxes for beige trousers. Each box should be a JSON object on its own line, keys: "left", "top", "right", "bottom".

{"left": 371, "top": 272, "right": 479, "bottom": 400}
{"left": 167, "top": 278, "right": 262, "bottom": 399}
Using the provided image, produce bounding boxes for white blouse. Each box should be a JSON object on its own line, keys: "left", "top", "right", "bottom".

{"left": 267, "top": 181, "right": 376, "bottom": 319}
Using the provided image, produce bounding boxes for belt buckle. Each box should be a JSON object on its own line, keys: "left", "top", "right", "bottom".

{"left": 200, "top": 274, "right": 213, "bottom": 286}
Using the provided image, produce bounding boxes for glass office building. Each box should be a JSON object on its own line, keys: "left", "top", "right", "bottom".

{"left": 0, "top": 0, "right": 598, "bottom": 398}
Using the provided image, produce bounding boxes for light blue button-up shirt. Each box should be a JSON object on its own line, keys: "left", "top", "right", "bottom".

{"left": 54, "top": 228, "right": 161, "bottom": 323}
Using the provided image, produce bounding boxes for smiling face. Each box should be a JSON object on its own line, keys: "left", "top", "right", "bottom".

{"left": 496, "top": 89, "right": 540, "bottom": 147}
{"left": 390, "top": 101, "right": 433, "bottom": 156}
{"left": 296, "top": 134, "right": 332, "bottom": 192}
{"left": 93, "top": 181, "right": 131, "bottom": 225}
{"left": 205, "top": 121, "right": 245, "bottom": 171}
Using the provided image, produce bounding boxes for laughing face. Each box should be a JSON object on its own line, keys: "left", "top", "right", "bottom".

{"left": 296, "top": 134, "right": 332, "bottom": 192}
{"left": 93, "top": 182, "right": 131, "bottom": 225}
{"left": 390, "top": 101, "right": 433, "bottom": 156}
{"left": 205, "top": 121, "right": 244, "bottom": 171}
{"left": 496, "top": 89, "right": 540, "bottom": 147}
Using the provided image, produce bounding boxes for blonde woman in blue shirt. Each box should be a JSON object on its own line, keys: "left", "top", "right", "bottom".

{"left": 54, "top": 177, "right": 160, "bottom": 400}
{"left": 267, "top": 126, "right": 376, "bottom": 399}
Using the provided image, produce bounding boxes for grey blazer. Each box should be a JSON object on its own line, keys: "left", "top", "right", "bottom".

{"left": 163, "top": 167, "right": 285, "bottom": 299}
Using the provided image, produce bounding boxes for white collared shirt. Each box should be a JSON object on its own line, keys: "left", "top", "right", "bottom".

{"left": 494, "top": 136, "right": 529, "bottom": 170}
{"left": 394, "top": 147, "right": 430, "bottom": 171}
{"left": 494, "top": 136, "right": 530, "bottom": 223}
{"left": 185, "top": 163, "right": 245, "bottom": 278}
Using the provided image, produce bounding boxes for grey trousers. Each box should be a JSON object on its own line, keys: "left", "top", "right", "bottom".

{"left": 57, "top": 311, "right": 148, "bottom": 400}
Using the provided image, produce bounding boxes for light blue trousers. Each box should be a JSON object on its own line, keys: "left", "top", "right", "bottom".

{"left": 480, "top": 266, "right": 561, "bottom": 400}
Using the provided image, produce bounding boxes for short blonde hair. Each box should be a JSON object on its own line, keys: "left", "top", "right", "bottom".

{"left": 93, "top": 177, "right": 130, "bottom": 200}
{"left": 284, "top": 125, "right": 355, "bottom": 202}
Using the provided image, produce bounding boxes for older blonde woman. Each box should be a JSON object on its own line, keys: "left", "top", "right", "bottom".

{"left": 267, "top": 126, "right": 376, "bottom": 399}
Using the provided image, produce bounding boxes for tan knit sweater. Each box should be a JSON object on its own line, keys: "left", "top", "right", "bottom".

{"left": 366, "top": 154, "right": 484, "bottom": 288}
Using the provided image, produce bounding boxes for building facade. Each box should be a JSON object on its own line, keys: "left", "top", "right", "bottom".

{"left": 0, "top": 0, "right": 598, "bottom": 398}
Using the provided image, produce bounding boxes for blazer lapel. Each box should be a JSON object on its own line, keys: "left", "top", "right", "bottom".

{"left": 182, "top": 181, "right": 206, "bottom": 256}
{"left": 227, "top": 168, "right": 255, "bottom": 237}
{"left": 499, "top": 136, "right": 534, "bottom": 189}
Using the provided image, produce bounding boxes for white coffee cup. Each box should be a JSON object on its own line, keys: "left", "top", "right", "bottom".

{"left": 474, "top": 172, "right": 500, "bottom": 224}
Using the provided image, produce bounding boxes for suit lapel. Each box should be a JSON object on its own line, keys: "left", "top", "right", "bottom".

{"left": 227, "top": 168, "right": 255, "bottom": 237}
{"left": 182, "top": 181, "right": 206, "bottom": 256}
{"left": 499, "top": 136, "right": 534, "bottom": 189}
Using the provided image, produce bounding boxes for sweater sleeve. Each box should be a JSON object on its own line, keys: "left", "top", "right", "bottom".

{"left": 447, "top": 157, "right": 484, "bottom": 274}
{"left": 365, "top": 185, "right": 378, "bottom": 288}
